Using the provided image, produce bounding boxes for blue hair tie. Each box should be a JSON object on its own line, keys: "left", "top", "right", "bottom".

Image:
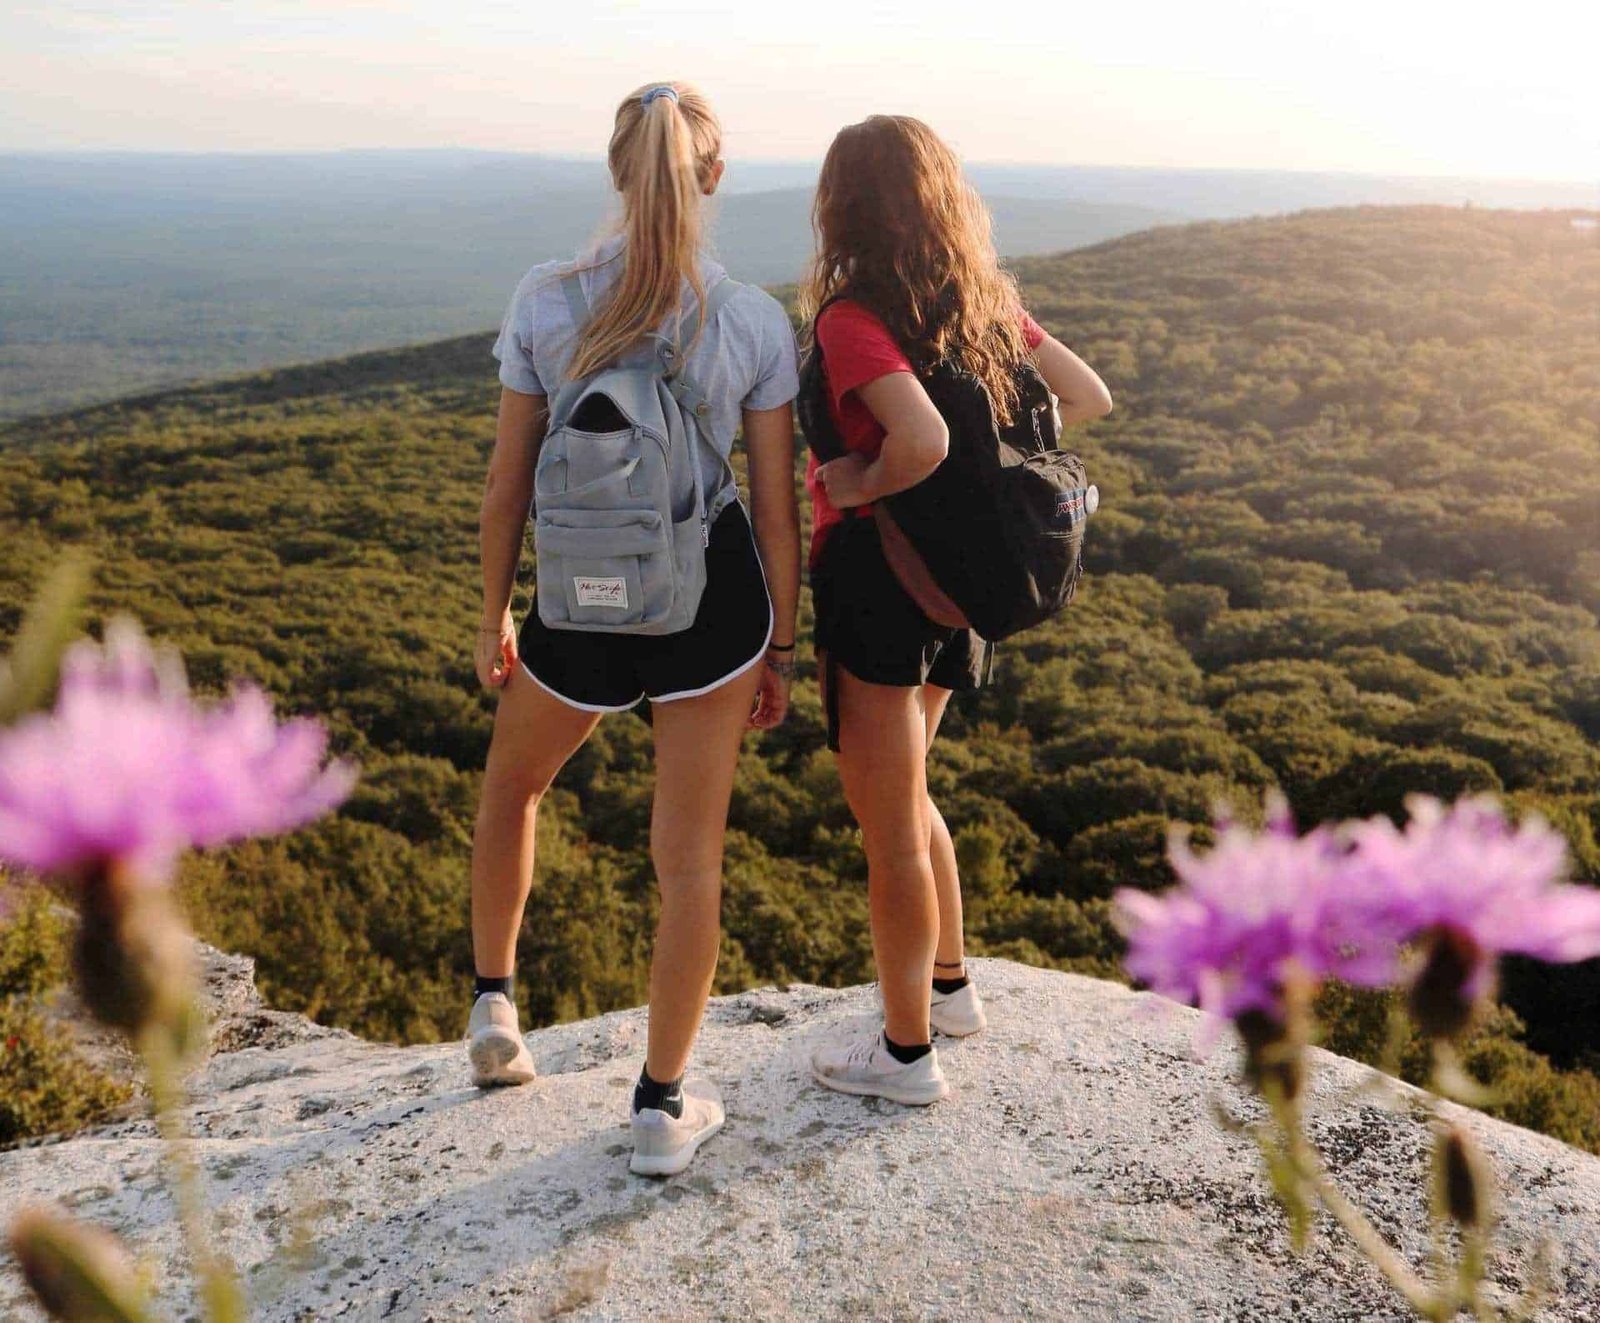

{"left": 640, "top": 85, "right": 679, "bottom": 108}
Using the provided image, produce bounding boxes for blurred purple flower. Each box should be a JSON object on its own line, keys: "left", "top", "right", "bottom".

{"left": 1340, "top": 795, "right": 1600, "bottom": 1000}
{"left": 0, "top": 620, "right": 355, "bottom": 881}
{"left": 1114, "top": 798, "right": 1353, "bottom": 1025}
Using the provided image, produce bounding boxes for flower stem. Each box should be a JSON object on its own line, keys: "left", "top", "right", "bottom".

{"left": 1300, "top": 1146, "right": 1442, "bottom": 1319}
{"left": 139, "top": 1027, "right": 246, "bottom": 1323}
{"left": 1424, "top": 1054, "right": 1499, "bottom": 1322}
{"left": 1267, "top": 1089, "right": 1440, "bottom": 1319}
{"left": 1458, "top": 1228, "right": 1499, "bottom": 1321}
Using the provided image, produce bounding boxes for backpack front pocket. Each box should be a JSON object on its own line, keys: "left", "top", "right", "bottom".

{"left": 535, "top": 428, "right": 654, "bottom": 511}
{"left": 534, "top": 509, "right": 671, "bottom": 629}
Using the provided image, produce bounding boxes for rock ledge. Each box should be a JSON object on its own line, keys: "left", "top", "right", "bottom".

{"left": 3, "top": 959, "right": 1598, "bottom": 1321}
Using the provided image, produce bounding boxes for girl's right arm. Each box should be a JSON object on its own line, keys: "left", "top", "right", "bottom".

{"left": 744, "top": 400, "right": 801, "bottom": 729}
{"left": 1031, "top": 335, "right": 1114, "bottom": 425}
{"left": 814, "top": 372, "right": 949, "bottom": 508}
{"left": 476, "top": 387, "right": 547, "bottom": 689}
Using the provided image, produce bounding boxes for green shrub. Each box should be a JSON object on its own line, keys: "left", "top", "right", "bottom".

{"left": 0, "top": 885, "right": 69, "bottom": 999}
{"left": 1, "top": 889, "right": 133, "bottom": 1148}
{"left": 1315, "top": 981, "right": 1600, "bottom": 1155}
{"left": 0, "top": 1000, "right": 133, "bottom": 1149}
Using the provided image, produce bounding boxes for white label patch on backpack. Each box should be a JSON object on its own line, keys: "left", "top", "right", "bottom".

{"left": 574, "top": 576, "right": 628, "bottom": 609}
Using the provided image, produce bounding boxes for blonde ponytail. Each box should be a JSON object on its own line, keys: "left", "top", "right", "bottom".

{"left": 568, "top": 82, "right": 722, "bottom": 379}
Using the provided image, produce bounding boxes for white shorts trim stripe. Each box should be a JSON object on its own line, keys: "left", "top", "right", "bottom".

{"left": 519, "top": 660, "right": 643, "bottom": 714}
{"left": 647, "top": 611, "right": 773, "bottom": 704}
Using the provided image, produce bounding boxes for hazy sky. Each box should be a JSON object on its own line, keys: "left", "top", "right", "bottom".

{"left": 5, "top": 0, "right": 1597, "bottom": 180}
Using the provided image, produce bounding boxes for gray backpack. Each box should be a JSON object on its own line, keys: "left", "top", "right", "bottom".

{"left": 534, "top": 273, "right": 742, "bottom": 635}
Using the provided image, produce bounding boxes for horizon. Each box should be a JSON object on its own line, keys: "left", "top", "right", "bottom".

{"left": 3, "top": 142, "right": 1593, "bottom": 424}
{"left": 5, "top": 147, "right": 1596, "bottom": 194}
{"left": 6, "top": 2, "right": 1597, "bottom": 183}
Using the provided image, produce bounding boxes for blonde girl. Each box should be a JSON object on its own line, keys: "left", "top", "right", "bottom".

{"left": 468, "top": 82, "right": 801, "bottom": 1175}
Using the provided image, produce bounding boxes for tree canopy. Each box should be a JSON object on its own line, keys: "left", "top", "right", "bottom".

{"left": 4, "top": 205, "right": 1598, "bottom": 1148}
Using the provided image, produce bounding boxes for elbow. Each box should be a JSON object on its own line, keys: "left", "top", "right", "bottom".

{"left": 918, "top": 418, "right": 950, "bottom": 478}
{"left": 876, "top": 418, "right": 948, "bottom": 495}
{"left": 1081, "top": 375, "right": 1114, "bottom": 420}
{"left": 1061, "top": 386, "right": 1113, "bottom": 427}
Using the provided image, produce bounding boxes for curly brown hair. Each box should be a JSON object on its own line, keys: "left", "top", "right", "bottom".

{"left": 801, "top": 115, "right": 1031, "bottom": 424}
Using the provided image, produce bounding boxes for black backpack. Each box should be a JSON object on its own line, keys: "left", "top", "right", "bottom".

{"left": 798, "top": 328, "right": 1096, "bottom": 643}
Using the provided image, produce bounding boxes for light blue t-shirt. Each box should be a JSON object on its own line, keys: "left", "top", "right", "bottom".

{"left": 492, "top": 236, "right": 799, "bottom": 502}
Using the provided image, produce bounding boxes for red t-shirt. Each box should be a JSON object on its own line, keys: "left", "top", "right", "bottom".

{"left": 805, "top": 299, "right": 1047, "bottom": 564}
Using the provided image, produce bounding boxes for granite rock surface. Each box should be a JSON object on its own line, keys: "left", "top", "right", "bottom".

{"left": 3, "top": 957, "right": 1598, "bottom": 1321}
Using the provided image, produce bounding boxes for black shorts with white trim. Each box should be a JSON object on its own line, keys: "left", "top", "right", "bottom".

{"left": 519, "top": 502, "right": 773, "bottom": 713}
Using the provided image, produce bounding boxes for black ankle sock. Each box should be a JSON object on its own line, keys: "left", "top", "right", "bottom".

{"left": 633, "top": 1067, "right": 685, "bottom": 1119}
{"left": 883, "top": 1033, "right": 932, "bottom": 1065}
{"left": 474, "top": 975, "right": 513, "bottom": 1001}
{"left": 932, "top": 975, "right": 969, "bottom": 995}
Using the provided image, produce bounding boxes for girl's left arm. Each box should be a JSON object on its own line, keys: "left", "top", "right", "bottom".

{"left": 476, "top": 387, "right": 546, "bottom": 689}
{"left": 1032, "top": 334, "right": 1114, "bottom": 426}
{"left": 743, "top": 401, "right": 800, "bottom": 729}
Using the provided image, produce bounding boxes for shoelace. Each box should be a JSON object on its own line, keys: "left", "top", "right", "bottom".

{"left": 842, "top": 1037, "right": 879, "bottom": 1069}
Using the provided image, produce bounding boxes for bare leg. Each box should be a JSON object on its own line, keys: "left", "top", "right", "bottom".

{"left": 644, "top": 663, "right": 764, "bottom": 1082}
{"left": 923, "top": 686, "right": 965, "bottom": 977}
{"left": 470, "top": 665, "right": 600, "bottom": 979}
{"left": 832, "top": 662, "right": 937, "bottom": 1046}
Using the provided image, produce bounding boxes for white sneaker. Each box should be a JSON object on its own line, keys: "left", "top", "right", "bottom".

{"left": 629, "top": 1079, "right": 725, "bottom": 1177}
{"left": 811, "top": 1033, "right": 949, "bottom": 1106}
{"left": 466, "top": 992, "right": 536, "bottom": 1087}
{"left": 931, "top": 981, "right": 987, "bottom": 1037}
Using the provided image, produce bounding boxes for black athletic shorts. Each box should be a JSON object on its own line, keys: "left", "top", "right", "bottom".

{"left": 810, "top": 513, "right": 993, "bottom": 750}
{"left": 519, "top": 502, "right": 772, "bottom": 712}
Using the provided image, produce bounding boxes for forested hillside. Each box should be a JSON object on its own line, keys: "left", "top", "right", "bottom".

{"left": 0, "top": 153, "right": 1176, "bottom": 421}
{"left": 3, "top": 207, "right": 1598, "bottom": 1145}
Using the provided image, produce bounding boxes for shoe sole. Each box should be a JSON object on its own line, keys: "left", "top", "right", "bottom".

{"left": 468, "top": 1030, "right": 536, "bottom": 1087}
{"left": 930, "top": 1011, "right": 987, "bottom": 1038}
{"left": 810, "top": 1064, "right": 950, "bottom": 1106}
{"left": 628, "top": 1118, "right": 724, "bottom": 1177}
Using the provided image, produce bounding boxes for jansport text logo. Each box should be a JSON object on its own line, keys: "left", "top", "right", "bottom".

{"left": 1055, "top": 490, "right": 1087, "bottom": 522}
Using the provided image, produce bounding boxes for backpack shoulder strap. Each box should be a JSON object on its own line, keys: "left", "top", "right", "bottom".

{"left": 662, "top": 276, "right": 734, "bottom": 389}
{"left": 699, "top": 275, "right": 741, "bottom": 324}
{"left": 545, "top": 272, "right": 595, "bottom": 427}
{"left": 652, "top": 275, "right": 739, "bottom": 364}
{"left": 662, "top": 276, "right": 743, "bottom": 524}
{"left": 798, "top": 296, "right": 851, "bottom": 464}
{"left": 560, "top": 272, "right": 590, "bottom": 330}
